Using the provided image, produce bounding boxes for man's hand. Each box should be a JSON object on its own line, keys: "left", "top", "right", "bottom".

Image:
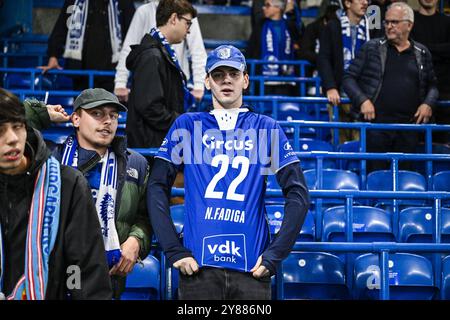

{"left": 173, "top": 257, "right": 199, "bottom": 276}
{"left": 47, "top": 104, "right": 70, "bottom": 123}
{"left": 250, "top": 256, "right": 270, "bottom": 279}
{"left": 38, "top": 57, "right": 62, "bottom": 74}
{"left": 109, "top": 236, "right": 140, "bottom": 277}
{"left": 360, "top": 99, "right": 376, "bottom": 121}
{"left": 326, "top": 89, "right": 341, "bottom": 106}
{"left": 191, "top": 89, "right": 204, "bottom": 102}
{"left": 414, "top": 104, "right": 432, "bottom": 124}
{"left": 114, "top": 87, "right": 130, "bottom": 102}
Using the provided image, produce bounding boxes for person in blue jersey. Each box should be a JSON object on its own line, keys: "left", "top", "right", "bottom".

{"left": 148, "top": 45, "right": 310, "bottom": 300}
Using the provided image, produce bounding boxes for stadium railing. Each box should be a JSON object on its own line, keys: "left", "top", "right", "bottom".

{"left": 162, "top": 187, "right": 450, "bottom": 300}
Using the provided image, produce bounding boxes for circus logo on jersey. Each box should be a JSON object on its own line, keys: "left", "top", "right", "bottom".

{"left": 202, "top": 134, "right": 254, "bottom": 151}
{"left": 202, "top": 234, "right": 247, "bottom": 271}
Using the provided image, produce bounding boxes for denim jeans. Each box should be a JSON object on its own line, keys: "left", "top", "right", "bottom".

{"left": 178, "top": 267, "right": 271, "bottom": 300}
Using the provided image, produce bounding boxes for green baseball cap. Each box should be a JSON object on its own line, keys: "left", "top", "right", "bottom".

{"left": 73, "top": 88, "right": 127, "bottom": 112}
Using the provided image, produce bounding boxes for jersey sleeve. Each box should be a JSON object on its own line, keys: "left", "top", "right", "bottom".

{"left": 271, "top": 121, "right": 299, "bottom": 173}
{"left": 155, "top": 116, "right": 189, "bottom": 167}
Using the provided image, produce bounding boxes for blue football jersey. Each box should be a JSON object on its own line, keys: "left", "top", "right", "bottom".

{"left": 156, "top": 108, "right": 299, "bottom": 272}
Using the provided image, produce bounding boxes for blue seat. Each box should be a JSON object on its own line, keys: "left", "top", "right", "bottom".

{"left": 304, "top": 169, "right": 360, "bottom": 191}
{"left": 433, "top": 171, "right": 450, "bottom": 207}
{"left": 282, "top": 252, "right": 350, "bottom": 299}
{"left": 46, "top": 96, "right": 74, "bottom": 110}
{"left": 353, "top": 253, "right": 436, "bottom": 300}
{"left": 442, "top": 255, "right": 450, "bottom": 300}
{"left": 3, "top": 73, "right": 52, "bottom": 90}
{"left": 433, "top": 171, "right": 450, "bottom": 192}
{"left": 367, "top": 170, "right": 427, "bottom": 208}
{"left": 337, "top": 140, "right": 360, "bottom": 172}
{"left": 322, "top": 206, "right": 394, "bottom": 242}
{"left": 170, "top": 204, "right": 185, "bottom": 235}
{"left": 265, "top": 205, "right": 315, "bottom": 241}
{"left": 42, "top": 132, "right": 68, "bottom": 144}
{"left": 367, "top": 170, "right": 427, "bottom": 192}
{"left": 304, "top": 169, "right": 360, "bottom": 208}
{"left": 122, "top": 255, "right": 160, "bottom": 300}
{"left": 298, "top": 138, "right": 335, "bottom": 170}
{"left": 277, "top": 103, "right": 316, "bottom": 139}
{"left": 398, "top": 207, "right": 450, "bottom": 243}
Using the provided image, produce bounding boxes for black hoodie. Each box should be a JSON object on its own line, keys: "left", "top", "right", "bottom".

{"left": 126, "top": 34, "right": 185, "bottom": 148}
{"left": 0, "top": 129, "right": 112, "bottom": 299}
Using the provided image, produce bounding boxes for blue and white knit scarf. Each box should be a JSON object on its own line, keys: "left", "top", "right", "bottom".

{"left": 64, "top": 0, "right": 123, "bottom": 63}
{"left": 61, "top": 135, "right": 121, "bottom": 268}
{"left": 150, "top": 27, "right": 195, "bottom": 111}
{"left": 340, "top": 12, "right": 370, "bottom": 70}
{"left": 0, "top": 156, "right": 61, "bottom": 300}
{"left": 261, "top": 19, "right": 294, "bottom": 76}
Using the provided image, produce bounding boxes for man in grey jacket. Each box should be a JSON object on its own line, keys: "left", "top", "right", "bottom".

{"left": 343, "top": 2, "right": 438, "bottom": 172}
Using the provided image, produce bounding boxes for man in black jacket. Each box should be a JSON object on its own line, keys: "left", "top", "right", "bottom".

{"left": 39, "top": 0, "right": 135, "bottom": 92}
{"left": 126, "top": 0, "right": 197, "bottom": 149}
{"left": 0, "top": 88, "right": 111, "bottom": 300}
{"left": 343, "top": 2, "right": 438, "bottom": 171}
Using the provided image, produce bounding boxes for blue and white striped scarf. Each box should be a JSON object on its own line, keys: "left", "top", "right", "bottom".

{"left": 340, "top": 12, "right": 370, "bottom": 70}
{"left": 64, "top": 0, "right": 123, "bottom": 63}
{"left": 261, "top": 19, "right": 294, "bottom": 76}
{"left": 0, "top": 156, "right": 61, "bottom": 300}
{"left": 150, "top": 27, "right": 195, "bottom": 111}
{"left": 61, "top": 135, "right": 121, "bottom": 268}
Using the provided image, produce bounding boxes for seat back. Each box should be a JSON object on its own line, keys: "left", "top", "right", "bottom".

{"left": 398, "top": 207, "right": 450, "bottom": 243}
{"left": 304, "top": 169, "right": 360, "bottom": 191}
{"left": 441, "top": 255, "right": 450, "bottom": 300}
{"left": 353, "top": 253, "right": 436, "bottom": 300}
{"left": 282, "top": 252, "right": 349, "bottom": 299}
{"left": 170, "top": 204, "right": 185, "bottom": 235}
{"left": 298, "top": 138, "right": 335, "bottom": 170}
{"left": 337, "top": 140, "right": 360, "bottom": 172}
{"left": 122, "top": 255, "right": 160, "bottom": 300}
{"left": 265, "top": 205, "right": 315, "bottom": 241}
{"left": 322, "top": 206, "right": 394, "bottom": 242}
{"left": 367, "top": 170, "right": 426, "bottom": 192}
{"left": 433, "top": 171, "right": 450, "bottom": 192}
{"left": 367, "top": 170, "right": 427, "bottom": 208}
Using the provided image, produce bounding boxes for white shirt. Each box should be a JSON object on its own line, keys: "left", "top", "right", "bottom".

{"left": 114, "top": 1, "right": 207, "bottom": 91}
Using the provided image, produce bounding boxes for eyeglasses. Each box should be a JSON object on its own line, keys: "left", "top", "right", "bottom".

{"left": 178, "top": 16, "right": 192, "bottom": 29}
{"left": 383, "top": 19, "right": 411, "bottom": 27}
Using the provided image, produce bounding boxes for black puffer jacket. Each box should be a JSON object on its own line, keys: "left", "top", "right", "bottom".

{"left": 342, "top": 38, "right": 439, "bottom": 114}
{"left": 126, "top": 34, "right": 185, "bottom": 148}
{"left": 0, "top": 129, "right": 112, "bottom": 300}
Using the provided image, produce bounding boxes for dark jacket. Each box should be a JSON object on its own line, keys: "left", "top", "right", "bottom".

{"left": 317, "top": 19, "right": 344, "bottom": 92}
{"left": 298, "top": 17, "right": 326, "bottom": 66}
{"left": 47, "top": 0, "right": 135, "bottom": 70}
{"left": 342, "top": 38, "right": 439, "bottom": 115}
{"left": 126, "top": 34, "right": 185, "bottom": 148}
{"left": 0, "top": 128, "right": 112, "bottom": 299}
{"left": 25, "top": 103, "right": 153, "bottom": 298}
{"left": 411, "top": 11, "right": 450, "bottom": 98}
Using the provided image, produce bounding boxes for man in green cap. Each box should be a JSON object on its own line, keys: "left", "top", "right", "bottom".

{"left": 25, "top": 88, "right": 152, "bottom": 299}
